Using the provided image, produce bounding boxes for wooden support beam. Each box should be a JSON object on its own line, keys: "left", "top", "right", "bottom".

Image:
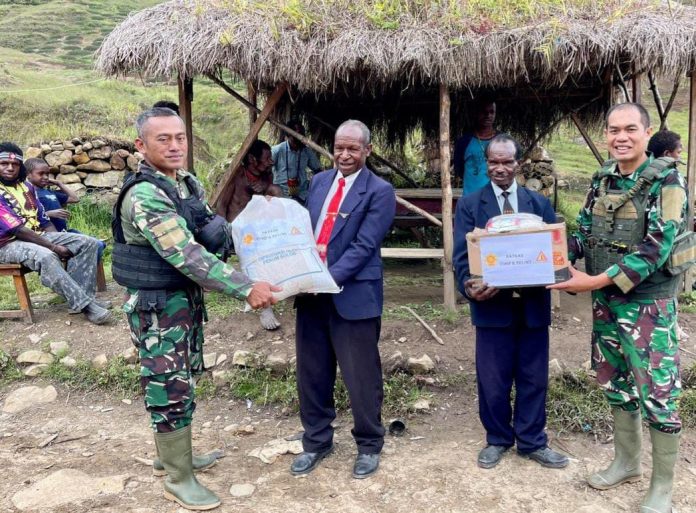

{"left": 614, "top": 64, "right": 630, "bottom": 103}
{"left": 661, "top": 77, "right": 681, "bottom": 131}
{"left": 570, "top": 112, "right": 604, "bottom": 165}
{"left": 648, "top": 71, "right": 667, "bottom": 129}
{"left": 684, "top": 71, "right": 696, "bottom": 291}
{"left": 439, "top": 84, "right": 456, "bottom": 311}
{"left": 395, "top": 196, "right": 442, "bottom": 227}
{"left": 178, "top": 75, "right": 194, "bottom": 172}
{"left": 209, "top": 74, "right": 332, "bottom": 161}
{"left": 209, "top": 74, "right": 439, "bottom": 225}
{"left": 210, "top": 83, "right": 288, "bottom": 209}
{"left": 247, "top": 81, "right": 257, "bottom": 128}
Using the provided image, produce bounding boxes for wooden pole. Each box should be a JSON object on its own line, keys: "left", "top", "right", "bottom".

{"left": 210, "top": 83, "right": 287, "bottom": 209}
{"left": 631, "top": 72, "right": 642, "bottom": 104}
{"left": 570, "top": 112, "right": 604, "bottom": 165}
{"left": 247, "top": 81, "right": 257, "bottom": 128}
{"left": 178, "top": 75, "right": 194, "bottom": 172}
{"left": 684, "top": 71, "right": 696, "bottom": 291}
{"left": 439, "top": 84, "right": 456, "bottom": 311}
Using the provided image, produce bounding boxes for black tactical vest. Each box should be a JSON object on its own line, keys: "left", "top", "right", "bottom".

{"left": 111, "top": 169, "right": 225, "bottom": 290}
{"left": 583, "top": 157, "right": 680, "bottom": 299}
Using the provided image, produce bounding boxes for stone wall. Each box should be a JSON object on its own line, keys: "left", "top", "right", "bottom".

{"left": 24, "top": 137, "right": 142, "bottom": 203}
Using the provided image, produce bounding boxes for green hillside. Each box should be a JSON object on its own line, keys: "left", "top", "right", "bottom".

{"left": 0, "top": 0, "right": 161, "bottom": 66}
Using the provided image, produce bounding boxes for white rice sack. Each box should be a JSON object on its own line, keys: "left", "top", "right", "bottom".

{"left": 231, "top": 196, "right": 340, "bottom": 301}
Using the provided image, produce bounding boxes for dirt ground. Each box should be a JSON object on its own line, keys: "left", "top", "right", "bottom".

{"left": 1, "top": 263, "right": 696, "bottom": 513}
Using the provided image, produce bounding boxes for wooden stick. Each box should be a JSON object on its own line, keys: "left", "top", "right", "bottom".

{"left": 570, "top": 112, "right": 604, "bottom": 165}
{"left": 439, "top": 84, "right": 456, "bottom": 311}
{"left": 38, "top": 433, "right": 59, "bottom": 448}
{"left": 661, "top": 77, "right": 681, "bottom": 131}
{"left": 133, "top": 456, "right": 154, "bottom": 466}
{"left": 53, "top": 434, "right": 88, "bottom": 445}
{"left": 680, "top": 346, "right": 696, "bottom": 358}
{"left": 402, "top": 306, "right": 445, "bottom": 345}
{"left": 210, "top": 83, "right": 288, "bottom": 209}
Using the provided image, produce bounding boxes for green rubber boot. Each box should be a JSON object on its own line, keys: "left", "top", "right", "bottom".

{"left": 154, "top": 425, "right": 221, "bottom": 511}
{"left": 587, "top": 408, "right": 643, "bottom": 490}
{"left": 153, "top": 452, "right": 217, "bottom": 477}
{"left": 640, "top": 428, "right": 680, "bottom": 513}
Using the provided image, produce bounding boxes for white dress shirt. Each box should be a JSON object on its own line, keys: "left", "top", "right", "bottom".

{"left": 490, "top": 180, "right": 519, "bottom": 214}
{"left": 314, "top": 168, "right": 363, "bottom": 239}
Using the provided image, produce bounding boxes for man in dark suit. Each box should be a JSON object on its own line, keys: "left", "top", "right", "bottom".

{"left": 291, "top": 119, "right": 396, "bottom": 479}
{"left": 453, "top": 134, "right": 569, "bottom": 470}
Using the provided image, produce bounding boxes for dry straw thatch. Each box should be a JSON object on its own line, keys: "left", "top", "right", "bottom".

{"left": 97, "top": 0, "right": 696, "bottom": 145}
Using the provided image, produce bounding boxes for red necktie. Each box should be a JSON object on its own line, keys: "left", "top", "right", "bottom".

{"left": 316, "top": 177, "right": 345, "bottom": 262}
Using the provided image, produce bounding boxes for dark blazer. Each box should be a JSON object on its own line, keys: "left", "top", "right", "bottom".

{"left": 453, "top": 183, "right": 557, "bottom": 328}
{"left": 305, "top": 167, "right": 396, "bottom": 320}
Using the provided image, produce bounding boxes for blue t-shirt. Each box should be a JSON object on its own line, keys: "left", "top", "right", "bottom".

{"left": 462, "top": 137, "right": 491, "bottom": 195}
{"left": 36, "top": 188, "right": 69, "bottom": 232}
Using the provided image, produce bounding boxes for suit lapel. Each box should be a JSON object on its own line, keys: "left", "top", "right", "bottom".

{"left": 328, "top": 167, "right": 369, "bottom": 244}
{"left": 516, "top": 186, "right": 535, "bottom": 214}
{"left": 310, "top": 169, "right": 337, "bottom": 229}
{"left": 480, "top": 184, "right": 501, "bottom": 221}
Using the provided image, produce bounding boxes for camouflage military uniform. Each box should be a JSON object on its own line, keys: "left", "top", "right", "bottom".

{"left": 569, "top": 156, "right": 687, "bottom": 433}
{"left": 120, "top": 162, "right": 253, "bottom": 433}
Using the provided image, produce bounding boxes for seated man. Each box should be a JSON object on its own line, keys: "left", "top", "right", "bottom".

{"left": 0, "top": 142, "right": 110, "bottom": 324}
{"left": 272, "top": 119, "right": 323, "bottom": 204}
{"left": 220, "top": 139, "right": 283, "bottom": 330}
{"left": 221, "top": 139, "right": 283, "bottom": 221}
{"left": 25, "top": 157, "right": 106, "bottom": 262}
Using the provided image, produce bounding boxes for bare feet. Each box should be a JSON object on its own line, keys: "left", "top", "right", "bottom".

{"left": 259, "top": 307, "right": 280, "bottom": 330}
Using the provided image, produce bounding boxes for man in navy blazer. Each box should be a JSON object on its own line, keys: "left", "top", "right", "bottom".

{"left": 453, "top": 134, "right": 569, "bottom": 470}
{"left": 291, "top": 120, "right": 396, "bottom": 479}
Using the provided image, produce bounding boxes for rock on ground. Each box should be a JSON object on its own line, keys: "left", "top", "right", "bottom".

{"left": 11, "top": 469, "right": 127, "bottom": 511}
{"left": 17, "top": 350, "right": 53, "bottom": 365}
{"left": 229, "top": 483, "right": 256, "bottom": 498}
{"left": 2, "top": 385, "right": 57, "bottom": 414}
{"left": 407, "top": 354, "right": 435, "bottom": 374}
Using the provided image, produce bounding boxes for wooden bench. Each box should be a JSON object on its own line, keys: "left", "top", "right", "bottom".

{"left": 0, "top": 259, "right": 106, "bottom": 324}
{"left": 0, "top": 264, "right": 34, "bottom": 323}
{"left": 381, "top": 247, "right": 444, "bottom": 259}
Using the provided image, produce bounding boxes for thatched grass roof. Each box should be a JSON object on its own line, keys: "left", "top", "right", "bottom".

{"left": 96, "top": 0, "right": 696, "bottom": 146}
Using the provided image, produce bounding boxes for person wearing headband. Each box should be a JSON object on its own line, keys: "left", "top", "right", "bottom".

{"left": 0, "top": 142, "right": 111, "bottom": 324}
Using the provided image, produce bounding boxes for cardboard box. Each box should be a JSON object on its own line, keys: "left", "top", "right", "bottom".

{"left": 466, "top": 222, "right": 570, "bottom": 287}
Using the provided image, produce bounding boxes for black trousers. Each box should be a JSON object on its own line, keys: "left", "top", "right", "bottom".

{"left": 295, "top": 295, "right": 385, "bottom": 454}
{"left": 475, "top": 317, "right": 550, "bottom": 453}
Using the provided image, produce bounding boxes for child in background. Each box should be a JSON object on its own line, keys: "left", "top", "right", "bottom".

{"left": 25, "top": 158, "right": 106, "bottom": 260}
